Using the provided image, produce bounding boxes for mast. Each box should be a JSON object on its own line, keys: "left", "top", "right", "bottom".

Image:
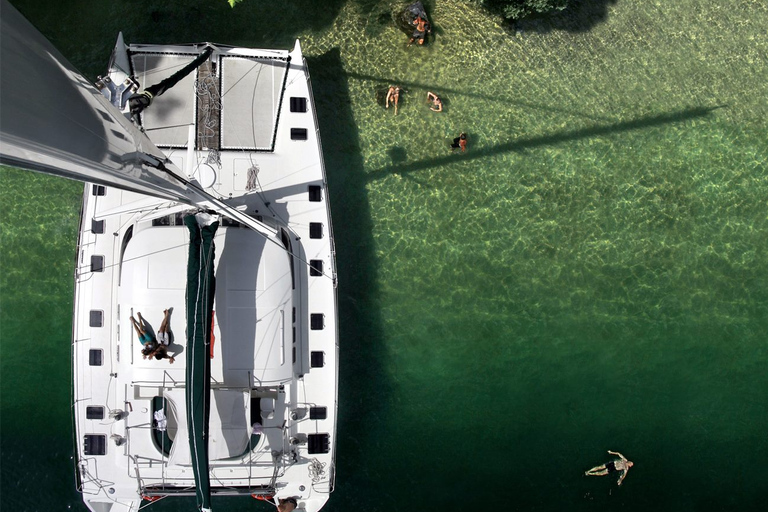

{"left": 0, "top": 0, "right": 277, "bottom": 239}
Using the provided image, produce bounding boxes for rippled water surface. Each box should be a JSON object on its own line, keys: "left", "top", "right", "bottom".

{"left": 2, "top": 1, "right": 767, "bottom": 510}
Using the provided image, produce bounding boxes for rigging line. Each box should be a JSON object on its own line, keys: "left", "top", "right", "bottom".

{"left": 166, "top": 62, "right": 337, "bottom": 283}
{"left": 220, "top": 59, "right": 269, "bottom": 98}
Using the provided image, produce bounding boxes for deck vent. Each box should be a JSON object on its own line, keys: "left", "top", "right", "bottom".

{"left": 290, "top": 128, "right": 308, "bottom": 141}
{"left": 310, "top": 260, "right": 323, "bottom": 277}
{"left": 308, "top": 185, "right": 322, "bottom": 202}
{"left": 89, "top": 310, "right": 104, "bottom": 327}
{"left": 89, "top": 349, "right": 103, "bottom": 366}
{"left": 310, "top": 314, "right": 324, "bottom": 330}
{"left": 92, "top": 185, "right": 106, "bottom": 196}
{"left": 307, "top": 433, "right": 330, "bottom": 454}
{"left": 86, "top": 406, "right": 105, "bottom": 420}
{"left": 92, "top": 219, "right": 105, "bottom": 234}
{"left": 84, "top": 434, "right": 107, "bottom": 455}
{"left": 310, "top": 351, "right": 325, "bottom": 368}
{"left": 290, "top": 97, "right": 307, "bottom": 112}
{"left": 91, "top": 255, "right": 105, "bottom": 272}
{"left": 309, "top": 407, "right": 327, "bottom": 420}
{"left": 309, "top": 222, "right": 323, "bottom": 239}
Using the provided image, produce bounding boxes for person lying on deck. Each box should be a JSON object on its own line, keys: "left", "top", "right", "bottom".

{"left": 130, "top": 312, "right": 156, "bottom": 347}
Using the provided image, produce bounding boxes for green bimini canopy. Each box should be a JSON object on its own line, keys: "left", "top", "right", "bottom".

{"left": 184, "top": 213, "right": 219, "bottom": 512}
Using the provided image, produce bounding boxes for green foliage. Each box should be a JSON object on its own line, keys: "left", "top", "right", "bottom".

{"left": 470, "top": 0, "right": 569, "bottom": 20}
{"left": 228, "top": 0, "right": 243, "bottom": 7}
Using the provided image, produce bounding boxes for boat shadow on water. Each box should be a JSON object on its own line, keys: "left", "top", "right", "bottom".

{"left": 308, "top": 48, "right": 393, "bottom": 508}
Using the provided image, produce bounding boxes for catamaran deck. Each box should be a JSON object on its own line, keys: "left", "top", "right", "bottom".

{"left": 71, "top": 41, "right": 338, "bottom": 512}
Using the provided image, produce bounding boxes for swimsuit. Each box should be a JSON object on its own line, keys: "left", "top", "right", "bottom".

{"left": 158, "top": 332, "right": 170, "bottom": 345}
{"left": 139, "top": 333, "right": 153, "bottom": 345}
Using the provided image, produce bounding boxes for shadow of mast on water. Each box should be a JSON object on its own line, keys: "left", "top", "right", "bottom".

{"left": 367, "top": 105, "right": 725, "bottom": 182}
{"left": 345, "top": 71, "right": 617, "bottom": 122}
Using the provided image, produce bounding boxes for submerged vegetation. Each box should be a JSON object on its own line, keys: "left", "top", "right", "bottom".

{"left": 469, "top": 0, "right": 568, "bottom": 20}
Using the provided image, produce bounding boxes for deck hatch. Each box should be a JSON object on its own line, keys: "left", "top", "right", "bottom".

{"left": 83, "top": 434, "right": 107, "bottom": 455}
{"left": 309, "top": 222, "right": 323, "bottom": 239}
{"left": 309, "top": 407, "right": 327, "bottom": 420}
{"left": 91, "top": 255, "right": 104, "bottom": 272}
{"left": 86, "top": 406, "right": 105, "bottom": 419}
{"left": 92, "top": 219, "right": 105, "bottom": 234}
{"left": 89, "top": 310, "right": 104, "bottom": 327}
{"left": 89, "top": 349, "right": 103, "bottom": 366}
{"left": 310, "top": 314, "right": 324, "bottom": 330}
{"left": 290, "top": 97, "right": 307, "bottom": 112}
{"left": 290, "top": 128, "right": 308, "bottom": 141}
{"left": 308, "top": 185, "right": 321, "bottom": 202}
{"left": 310, "top": 260, "right": 323, "bottom": 276}
{"left": 310, "top": 351, "right": 324, "bottom": 368}
{"left": 92, "top": 185, "right": 106, "bottom": 196}
{"left": 307, "top": 433, "right": 330, "bottom": 454}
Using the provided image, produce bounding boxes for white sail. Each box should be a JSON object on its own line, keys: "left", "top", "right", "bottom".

{"left": 0, "top": 0, "right": 277, "bottom": 237}
{"left": 0, "top": 1, "right": 200, "bottom": 206}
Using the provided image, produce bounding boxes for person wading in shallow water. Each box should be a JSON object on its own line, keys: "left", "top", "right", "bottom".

{"left": 386, "top": 85, "right": 402, "bottom": 115}
{"left": 585, "top": 450, "right": 634, "bottom": 486}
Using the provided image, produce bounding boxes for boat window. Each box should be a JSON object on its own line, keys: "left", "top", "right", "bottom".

{"left": 309, "top": 222, "right": 323, "bottom": 239}
{"left": 309, "top": 407, "right": 327, "bottom": 420}
{"left": 89, "top": 310, "right": 104, "bottom": 327}
{"left": 290, "top": 97, "right": 307, "bottom": 112}
{"left": 92, "top": 185, "right": 106, "bottom": 196}
{"left": 310, "top": 313, "right": 324, "bottom": 330}
{"left": 310, "top": 351, "right": 324, "bottom": 368}
{"left": 308, "top": 185, "right": 321, "bottom": 202}
{"left": 83, "top": 434, "right": 107, "bottom": 455}
{"left": 151, "top": 212, "right": 185, "bottom": 226}
{"left": 307, "top": 433, "right": 330, "bottom": 454}
{"left": 92, "top": 219, "right": 105, "bottom": 234}
{"left": 89, "top": 349, "right": 103, "bottom": 366}
{"left": 91, "top": 255, "right": 105, "bottom": 272}
{"left": 86, "top": 406, "right": 105, "bottom": 419}
{"left": 310, "top": 259, "right": 323, "bottom": 276}
{"left": 280, "top": 228, "right": 296, "bottom": 289}
{"left": 290, "top": 128, "right": 308, "bottom": 141}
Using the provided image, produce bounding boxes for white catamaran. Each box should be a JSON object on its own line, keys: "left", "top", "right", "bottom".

{"left": 0, "top": 2, "right": 339, "bottom": 511}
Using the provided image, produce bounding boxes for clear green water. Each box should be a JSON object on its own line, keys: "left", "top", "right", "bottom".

{"left": 2, "top": 1, "right": 768, "bottom": 510}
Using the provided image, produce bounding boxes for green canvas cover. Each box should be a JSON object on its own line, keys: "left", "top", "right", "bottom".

{"left": 184, "top": 214, "right": 219, "bottom": 512}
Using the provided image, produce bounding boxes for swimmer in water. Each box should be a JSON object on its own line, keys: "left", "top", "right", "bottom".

{"left": 386, "top": 86, "right": 402, "bottom": 115}
{"left": 585, "top": 451, "right": 634, "bottom": 486}
{"left": 427, "top": 91, "right": 443, "bottom": 112}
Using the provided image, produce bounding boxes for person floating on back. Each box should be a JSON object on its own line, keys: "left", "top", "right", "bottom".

{"left": 585, "top": 450, "right": 634, "bottom": 486}
{"left": 427, "top": 91, "right": 442, "bottom": 112}
{"left": 451, "top": 133, "right": 467, "bottom": 152}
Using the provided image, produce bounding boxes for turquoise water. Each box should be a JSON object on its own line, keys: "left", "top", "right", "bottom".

{"left": 2, "top": 1, "right": 768, "bottom": 511}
